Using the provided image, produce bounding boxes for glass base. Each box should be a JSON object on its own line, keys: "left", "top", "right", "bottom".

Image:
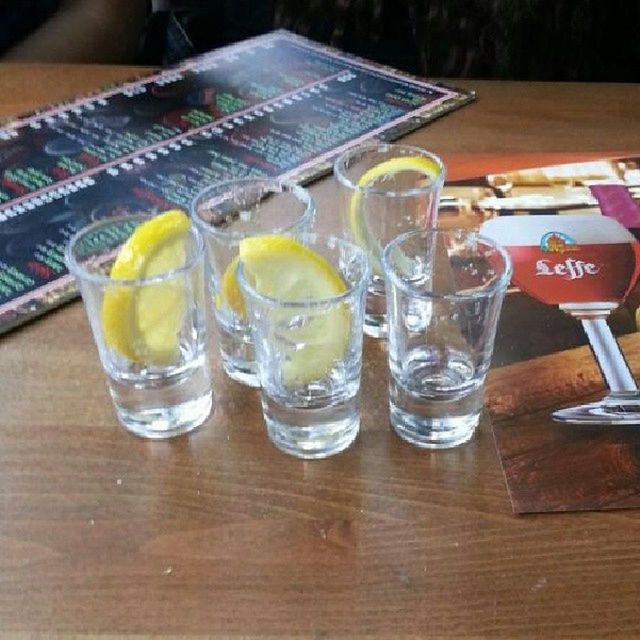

{"left": 552, "top": 393, "right": 640, "bottom": 425}
{"left": 390, "top": 402, "right": 479, "bottom": 449}
{"left": 364, "top": 313, "right": 387, "bottom": 339}
{"left": 115, "top": 391, "right": 213, "bottom": 439}
{"left": 264, "top": 413, "right": 359, "bottom": 459}
{"left": 221, "top": 351, "right": 260, "bottom": 387}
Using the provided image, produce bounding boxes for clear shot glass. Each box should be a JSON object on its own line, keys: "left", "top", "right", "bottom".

{"left": 382, "top": 229, "right": 511, "bottom": 448}
{"left": 65, "top": 214, "right": 213, "bottom": 439}
{"left": 238, "top": 234, "right": 369, "bottom": 458}
{"left": 334, "top": 143, "right": 445, "bottom": 338}
{"left": 192, "top": 178, "right": 315, "bottom": 387}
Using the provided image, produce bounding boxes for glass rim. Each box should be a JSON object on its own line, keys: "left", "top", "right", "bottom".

{"left": 237, "top": 232, "right": 370, "bottom": 309}
{"left": 382, "top": 228, "right": 513, "bottom": 301}
{"left": 333, "top": 142, "right": 446, "bottom": 198}
{"left": 190, "top": 177, "right": 315, "bottom": 242}
{"left": 64, "top": 213, "right": 205, "bottom": 286}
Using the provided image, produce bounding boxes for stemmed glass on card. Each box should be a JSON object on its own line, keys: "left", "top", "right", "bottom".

{"left": 482, "top": 214, "right": 640, "bottom": 425}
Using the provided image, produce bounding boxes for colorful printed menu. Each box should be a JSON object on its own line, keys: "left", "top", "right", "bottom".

{"left": 0, "top": 30, "right": 473, "bottom": 334}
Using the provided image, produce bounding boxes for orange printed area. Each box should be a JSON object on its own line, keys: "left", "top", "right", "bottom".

{"left": 542, "top": 233, "right": 580, "bottom": 254}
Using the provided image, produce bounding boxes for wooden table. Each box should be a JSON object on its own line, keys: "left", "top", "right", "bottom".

{"left": 2, "top": 63, "right": 640, "bottom": 637}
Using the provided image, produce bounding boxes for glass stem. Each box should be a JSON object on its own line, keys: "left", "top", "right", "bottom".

{"left": 581, "top": 318, "right": 638, "bottom": 394}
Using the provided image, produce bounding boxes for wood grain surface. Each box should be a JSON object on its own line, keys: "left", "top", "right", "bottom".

{"left": 488, "top": 333, "right": 640, "bottom": 513}
{"left": 2, "top": 63, "right": 640, "bottom": 637}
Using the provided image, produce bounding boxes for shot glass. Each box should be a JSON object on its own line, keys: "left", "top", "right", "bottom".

{"left": 238, "top": 234, "right": 370, "bottom": 459}
{"left": 334, "top": 143, "right": 445, "bottom": 338}
{"left": 65, "top": 214, "right": 213, "bottom": 439}
{"left": 192, "top": 179, "right": 315, "bottom": 387}
{"left": 382, "top": 229, "right": 512, "bottom": 448}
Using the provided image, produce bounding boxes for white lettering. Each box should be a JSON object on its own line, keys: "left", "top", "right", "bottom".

{"left": 536, "top": 259, "right": 554, "bottom": 275}
{"left": 535, "top": 258, "right": 600, "bottom": 280}
{"left": 584, "top": 262, "right": 600, "bottom": 275}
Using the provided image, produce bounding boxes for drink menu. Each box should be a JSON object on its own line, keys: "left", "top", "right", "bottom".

{"left": 0, "top": 30, "right": 473, "bottom": 334}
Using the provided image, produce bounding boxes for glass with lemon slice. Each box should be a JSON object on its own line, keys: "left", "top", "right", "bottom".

{"left": 65, "top": 210, "right": 213, "bottom": 438}
{"left": 191, "top": 179, "right": 315, "bottom": 387}
{"left": 237, "top": 233, "right": 369, "bottom": 459}
{"left": 334, "top": 143, "right": 445, "bottom": 338}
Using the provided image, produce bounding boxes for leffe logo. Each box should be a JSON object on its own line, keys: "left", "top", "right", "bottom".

{"left": 536, "top": 231, "right": 600, "bottom": 280}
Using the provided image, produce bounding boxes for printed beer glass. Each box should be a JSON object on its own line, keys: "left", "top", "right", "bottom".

{"left": 482, "top": 214, "right": 640, "bottom": 424}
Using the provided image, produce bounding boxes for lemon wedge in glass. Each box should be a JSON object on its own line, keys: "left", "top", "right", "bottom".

{"left": 218, "top": 254, "right": 245, "bottom": 317}
{"left": 236, "top": 235, "right": 349, "bottom": 385}
{"left": 101, "top": 209, "right": 191, "bottom": 366}
{"left": 348, "top": 155, "right": 442, "bottom": 275}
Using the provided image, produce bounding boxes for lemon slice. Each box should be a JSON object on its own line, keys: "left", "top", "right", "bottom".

{"left": 218, "top": 255, "right": 245, "bottom": 317}
{"left": 101, "top": 209, "right": 191, "bottom": 365}
{"left": 348, "top": 155, "right": 442, "bottom": 275}
{"left": 239, "top": 235, "right": 349, "bottom": 385}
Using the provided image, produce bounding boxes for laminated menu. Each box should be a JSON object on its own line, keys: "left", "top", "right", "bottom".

{"left": 0, "top": 30, "right": 473, "bottom": 334}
